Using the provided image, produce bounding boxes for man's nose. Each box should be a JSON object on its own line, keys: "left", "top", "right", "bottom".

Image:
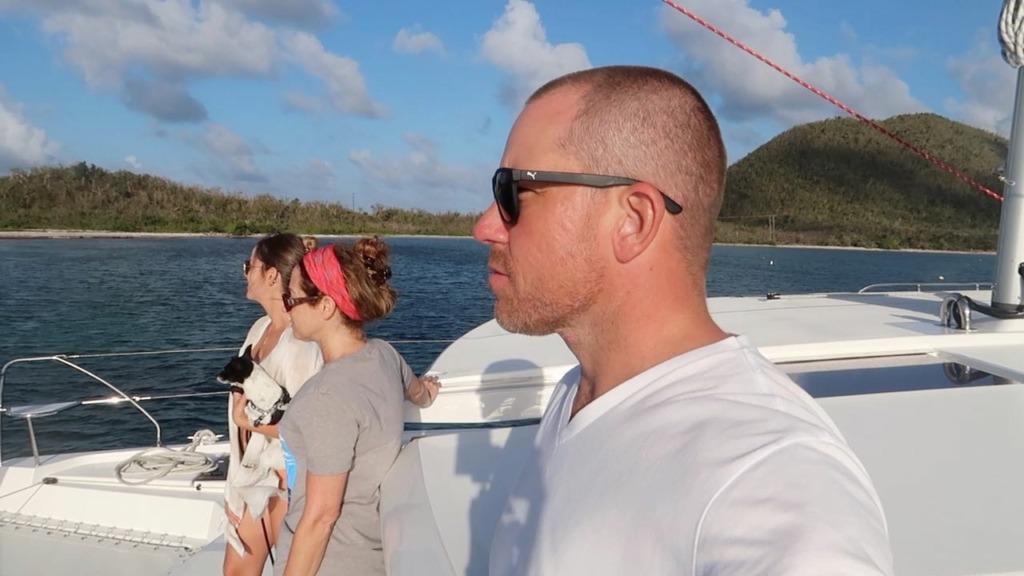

{"left": 473, "top": 203, "right": 508, "bottom": 245}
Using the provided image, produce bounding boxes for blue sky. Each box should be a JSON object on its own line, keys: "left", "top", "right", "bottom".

{"left": 0, "top": 0, "right": 1014, "bottom": 213}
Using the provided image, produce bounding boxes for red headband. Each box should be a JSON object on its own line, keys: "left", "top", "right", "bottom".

{"left": 303, "top": 247, "right": 363, "bottom": 322}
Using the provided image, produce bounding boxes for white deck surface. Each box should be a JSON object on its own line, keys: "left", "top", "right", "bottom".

{"left": 409, "top": 289, "right": 1024, "bottom": 423}
{"left": 0, "top": 443, "right": 231, "bottom": 575}
{"left": 0, "top": 523, "right": 191, "bottom": 575}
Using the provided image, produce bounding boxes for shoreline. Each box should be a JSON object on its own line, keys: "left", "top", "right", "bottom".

{"left": 0, "top": 229, "right": 995, "bottom": 255}
{"left": 0, "top": 229, "right": 472, "bottom": 240}
{"left": 0, "top": 229, "right": 229, "bottom": 239}
{"left": 715, "top": 242, "right": 995, "bottom": 256}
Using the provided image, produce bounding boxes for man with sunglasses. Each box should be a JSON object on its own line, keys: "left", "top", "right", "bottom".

{"left": 475, "top": 66, "right": 893, "bottom": 575}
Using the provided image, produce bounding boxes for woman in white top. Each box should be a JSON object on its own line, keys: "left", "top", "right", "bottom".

{"left": 224, "top": 233, "right": 323, "bottom": 576}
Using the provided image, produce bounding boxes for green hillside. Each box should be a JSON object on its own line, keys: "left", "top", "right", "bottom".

{"left": 0, "top": 113, "right": 1010, "bottom": 249}
{"left": 0, "top": 162, "right": 477, "bottom": 236}
{"left": 718, "top": 113, "right": 1007, "bottom": 250}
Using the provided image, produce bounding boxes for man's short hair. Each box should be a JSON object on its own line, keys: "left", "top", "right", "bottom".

{"left": 529, "top": 66, "right": 727, "bottom": 271}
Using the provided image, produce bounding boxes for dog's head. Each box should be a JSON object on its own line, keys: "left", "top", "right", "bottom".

{"left": 217, "top": 344, "right": 256, "bottom": 395}
{"left": 217, "top": 344, "right": 291, "bottom": 426}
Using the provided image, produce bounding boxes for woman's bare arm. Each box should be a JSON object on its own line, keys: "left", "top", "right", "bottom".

{"left": 405, "top": 374, "right": 441, "bottom": 408}
{"left": 282, "top": 470, "right": 348, "bottom": 576}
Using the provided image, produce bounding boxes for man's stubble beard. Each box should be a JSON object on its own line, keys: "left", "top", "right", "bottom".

{"left": 490, "top": 236, "right": 602, "bottom": 337}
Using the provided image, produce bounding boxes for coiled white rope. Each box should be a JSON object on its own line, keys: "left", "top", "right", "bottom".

{"left": 114, "top": 429, "right": 221, "bottom": 485}
{"left": 1000, "top": 0, "right": 1024, "bottom": 67}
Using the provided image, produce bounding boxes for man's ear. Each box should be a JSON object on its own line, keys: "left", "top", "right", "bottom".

{"left": 611, "top": 183, "right": 664, "bottom": 263}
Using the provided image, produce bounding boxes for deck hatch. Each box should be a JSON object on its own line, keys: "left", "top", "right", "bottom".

{"left": 779, "top": 354, "right": 1017, "bottom": 398}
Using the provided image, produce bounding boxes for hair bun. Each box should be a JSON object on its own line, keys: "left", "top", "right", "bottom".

{"left": 362, "top": 255, "right": 392, "bottom": 287}
{"left": 302, "top": 236, "right": 319, "bottom": 254}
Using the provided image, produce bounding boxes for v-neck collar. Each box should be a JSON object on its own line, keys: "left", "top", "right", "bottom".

{"left": 556, "top": 336, "right": 741, "bottom": 444}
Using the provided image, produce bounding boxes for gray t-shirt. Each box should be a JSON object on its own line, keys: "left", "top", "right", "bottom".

{"left": 276, "top": 338, "right": 414, "bottom": 576}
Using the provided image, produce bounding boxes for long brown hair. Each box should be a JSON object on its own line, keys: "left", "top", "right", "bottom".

{"left": 254, "top": 233, "right": 319, "bottom": 289}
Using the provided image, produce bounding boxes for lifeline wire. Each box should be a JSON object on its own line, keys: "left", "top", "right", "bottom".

{"left": 660, "top": 0, "right": 1005, "bottom": 203}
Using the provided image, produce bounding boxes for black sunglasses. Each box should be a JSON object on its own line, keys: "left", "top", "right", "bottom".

{"left": 491, "top": 168, "right": 683, "bottom": 225}
{"left": 283, "top": 292, "right": 321, "bottom": 312}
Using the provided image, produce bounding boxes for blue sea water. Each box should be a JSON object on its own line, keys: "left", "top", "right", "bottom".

{"left": 0, "top": 237, "right": 995, "bottom": 459}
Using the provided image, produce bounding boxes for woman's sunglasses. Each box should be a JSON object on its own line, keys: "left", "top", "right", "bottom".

{"left": 242, "top": 259, "right": 261, "bottom": 276}
{"left": 283, "top": 292, "right": 321, "bottom": 312}
{"left": 491, "top": 168, "right": 683, "bottom": 225}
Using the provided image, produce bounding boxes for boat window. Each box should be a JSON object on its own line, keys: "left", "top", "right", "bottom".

{"left": 778, "top": 355, "right": 1018, "bottom": 398}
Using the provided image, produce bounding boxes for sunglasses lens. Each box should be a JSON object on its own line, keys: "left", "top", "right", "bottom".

{"left": 492, "top": 169, "right": 517, "bottom": 224}
{"left": 282, "top": 294, "right": 292, "bottom": 312}
{"left": 242, "top": 260, "right": 251, "bottom": 275}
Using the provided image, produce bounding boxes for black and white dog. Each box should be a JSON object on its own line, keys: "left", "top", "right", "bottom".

{"left": 217, "top": 345, "right": 291, "bottom": 427}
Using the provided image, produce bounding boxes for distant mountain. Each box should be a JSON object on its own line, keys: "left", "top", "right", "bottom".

{"left": 718, "top": 113, "right": 1007, "bottom": 250}
{"left": 0, "top": 113, "right": 1009, "bottom": 250}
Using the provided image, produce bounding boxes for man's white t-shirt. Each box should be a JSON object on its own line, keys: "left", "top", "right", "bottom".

{"left": 489, "top": 335, "right": 894, "bottom": 576}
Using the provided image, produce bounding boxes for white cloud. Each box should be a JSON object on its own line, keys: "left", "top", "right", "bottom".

{"left": 123, "top": 76, "right": 207, "bottom": 122}
{"left": 3, "top": 0, "right": 389, "bottom": 197}
{"left": 945, "top": 32, "right": 1017, "bottom": 136}
{"left": 283, "top": 31, "right": 388, "bottom": 118}
{"left": 0, "top": 86, "right": 60, "bottom": 171}
{"left": 305, "top": 157, "right": 334, "bottom": 180}
{"left": 281, "top": 158, "right": 339, "bottom": 201}
{"left": 9, "top": 0, "right": 382, "bottom": 126}
{"left": 0, "top": 0, "right": 153, "bottom": 20}
{"left": 393, "top": 26, "right": 444, "bottom": 55}
{"left": 124, "top": 155, "right": 142, "bottom": 170}
{"left": 42, "top": 1, "right": 276, "bottom": 91}
{"left": 480, "top": 0, "right": 591, "bottom": 108}
{"left": 198, "top": 123, "right": 266, "bottom": 182}
{"left": 216, "top": 0, "right": 339, "bottom": 28}
{"left": 658, "top": 0, "right": 925, "bottom": 126}
{"left": 349, "top": 133, "right": 489, "bottom": 211}
{"left": 283, "top": 90, "right": 325, "bottom": 115}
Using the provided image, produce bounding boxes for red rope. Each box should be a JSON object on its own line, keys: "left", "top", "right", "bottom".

{"left": 660, "top": 0, "right": 1004, "bottom": 202}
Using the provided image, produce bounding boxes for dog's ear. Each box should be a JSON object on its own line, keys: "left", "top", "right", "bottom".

{"left": 242, "top": 344, "right": 254, "bottom": 360}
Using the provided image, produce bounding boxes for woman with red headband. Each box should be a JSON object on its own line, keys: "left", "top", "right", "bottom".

{"left": 275, "top": 236, "right": 440, "bottom": 576}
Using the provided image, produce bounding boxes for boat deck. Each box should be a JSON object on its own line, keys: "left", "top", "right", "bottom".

{"left": 409, "top": 289, "right": 1024, "bottom": 423}
{"left": 0, "top": 442, "right": 232, "bottom": 575}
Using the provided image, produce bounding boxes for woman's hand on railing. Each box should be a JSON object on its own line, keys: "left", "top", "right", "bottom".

{"left": 407, "top": 374, "right": 442, "bottom": 408}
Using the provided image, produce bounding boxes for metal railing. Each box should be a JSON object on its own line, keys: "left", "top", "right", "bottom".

{"left": 0, "top": 348, "right": 235, "bottom": 465}
{"left": 0, "top": 339, "right": 456, "bottom": 465}
{"left": 857, "top": 282, "right": 993, "bottom": 294}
